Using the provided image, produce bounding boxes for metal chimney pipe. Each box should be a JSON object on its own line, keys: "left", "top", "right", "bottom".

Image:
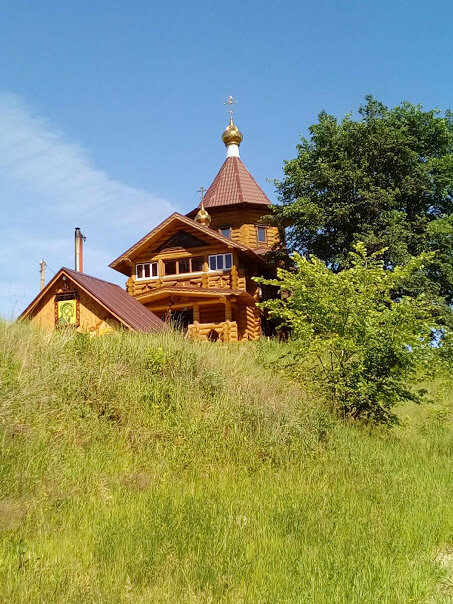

{"left": 75, "top": 228, "right": 81, "bottom": 271}
{"left": 80, "top": 233, "right": 84, "bottom": 273}
{"left": 75, "top": 228, "right": 86, "bottom": 272}
{"left": 75, "top": 227, "right": 86, "bottom": 272}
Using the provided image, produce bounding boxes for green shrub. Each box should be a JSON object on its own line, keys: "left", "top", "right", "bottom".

{"left": 257, "top": 243, "right": 449, "bottom": 425}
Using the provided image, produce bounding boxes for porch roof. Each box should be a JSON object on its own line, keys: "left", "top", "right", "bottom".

{"left": 135, "top": 285, "right": 256, "bottom": 306}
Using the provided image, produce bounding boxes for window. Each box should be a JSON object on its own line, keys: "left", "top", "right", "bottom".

{"left": 136, "top": 262, "right": 158, "bottom": 280}
{"left": 219, "top": 226, "right": 231, "bottom": 239}
{"left": 191, "top": 256, "right": 203, "bottom": 272}
{"left": 164, "top": 260, "right": 177, "bottom": 276}
{"left": 257, "top": 226, "right": 267, "bottom": 243}
{"left": 209, "top": 253, "right": 233, "bottom": 271}
{"left": 178, "top": 258, "right": 190, "bottom": 274}
{"left": 163, "top": 256, "right": 204, "bottom": 276}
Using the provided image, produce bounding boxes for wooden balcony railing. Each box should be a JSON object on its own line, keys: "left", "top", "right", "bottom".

{"left": 127, "top": 266, "right": 258, "bottom": 298}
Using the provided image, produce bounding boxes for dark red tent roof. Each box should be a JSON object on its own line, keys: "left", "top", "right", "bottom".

{"left": 197, "top": 156, "right": 271, "bottom": 210}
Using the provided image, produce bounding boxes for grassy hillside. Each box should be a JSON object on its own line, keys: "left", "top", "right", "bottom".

{"left": 0, "top": 321, "right": 452, "bottom": 603}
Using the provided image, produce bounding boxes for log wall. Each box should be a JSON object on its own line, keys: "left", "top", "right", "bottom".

{"left": 118, "top": 207, "right": 276, "bottom": 342}
{"left": 209, "top": 207, "right": 280, "bottom": 249}
{"left": 188, "top": 320, "right": 238, "bottom": 342}
{"left": 187, "top": 302, "right": 261, "bottom": 343}
{"left": 198, "top": 304, "right": 226, "bottom": 324}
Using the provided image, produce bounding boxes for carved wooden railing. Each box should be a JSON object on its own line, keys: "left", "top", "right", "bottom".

{"left": 127, "top": 266, "right": 253, "bottom": 298}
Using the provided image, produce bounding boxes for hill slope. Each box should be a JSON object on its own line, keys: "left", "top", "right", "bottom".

{"left": 0, "top": 322, "right": 452, "bottom": 603}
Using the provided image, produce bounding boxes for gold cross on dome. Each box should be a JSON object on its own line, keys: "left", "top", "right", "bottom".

{"left": 197, "top": 186, "right": 206, "bottom": 201}
{"left": 224, "top": 95, "right": 237, "bottom": 116}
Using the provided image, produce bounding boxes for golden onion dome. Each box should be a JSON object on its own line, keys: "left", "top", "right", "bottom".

{"left": 194, "top": 201, "right": 211, "bottom": 226}
{"left": 222, "top": 116, "right": 243, "bottom": 147}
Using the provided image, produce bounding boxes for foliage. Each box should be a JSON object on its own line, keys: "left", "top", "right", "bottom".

{"left": 272, "top": 96, "right": 453, "bottom": 301}
{"left": 426, "top": 213, "right": 453, "bottom": 302}
{"left": 257, "top": 243, "right": 445, "bottom": 425}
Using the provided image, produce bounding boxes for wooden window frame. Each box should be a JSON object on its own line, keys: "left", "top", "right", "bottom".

{"left": 136, "top": 262, "right": 158, "bottom": 280}
{"left": 256, "top": 226, "right": 267, "bottom": 244}
{"left": 189, "top": 256, "right": 204, "bottom": 273}
{"left": 219, "top": 226, "right": 232, "bottom": 239}
{"left": 163, "top": 259, "right": 178, "bottom": 276}
{"left": 208, "top": 253, "right": 233, "bottom": 272}
{"left": 163, "top": 256, "right": 204, "bottom": 277}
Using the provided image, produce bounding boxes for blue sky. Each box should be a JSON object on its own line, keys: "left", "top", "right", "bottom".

{"left": 1, "top": 0, "right": 452, "bottom": 318}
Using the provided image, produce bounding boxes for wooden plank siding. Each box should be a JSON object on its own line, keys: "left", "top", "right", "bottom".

{"left": 24, "top": 274, "right": 122, "bottom": 334}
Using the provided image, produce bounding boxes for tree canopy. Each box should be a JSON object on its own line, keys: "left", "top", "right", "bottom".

{"left": 272, "top": 96, "right": 453, "bottom": 301}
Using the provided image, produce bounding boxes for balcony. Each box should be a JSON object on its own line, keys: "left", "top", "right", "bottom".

{"left": 127, "top": 266, "right": 256, "bottom": 298}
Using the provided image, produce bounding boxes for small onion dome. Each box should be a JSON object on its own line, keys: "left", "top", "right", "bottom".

{"left": 194, "top": 202, "right": 211, "bottom": 226}
{"left": 222, "top": 116, "right": 243, "bottom": 147}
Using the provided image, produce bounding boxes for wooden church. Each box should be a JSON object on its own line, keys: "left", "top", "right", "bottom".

{"left": 20, "top": 105, "right": 280, "bottom": 341}
{"left": 109, "top": 111, "right": 280, "bottom": 341}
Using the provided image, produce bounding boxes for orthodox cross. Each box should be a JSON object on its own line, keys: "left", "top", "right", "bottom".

{"left": 197, "top": 186, "right": 206, "bottom": 202}
{"left": 224, "top": 95, "right": 237, "bottom": 117}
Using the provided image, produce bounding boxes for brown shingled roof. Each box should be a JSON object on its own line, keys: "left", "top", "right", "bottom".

{"left": 19, "top": 268, "right": 164, "bottom": 333}
{"left": 200, "top": 156, "right": 271, "bottom": 209}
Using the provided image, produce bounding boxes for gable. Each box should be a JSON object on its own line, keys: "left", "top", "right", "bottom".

{"left": 109, "top": 213, "right": 253, "bottom": 276}
{"left": 155, "top": 230, "right": 207, "bottom": 252}
{"left": 19, "top": 268, "right": 164, "bottom": 332}
{"left": 22, "top": 274, "right": 121, "bottom": 332}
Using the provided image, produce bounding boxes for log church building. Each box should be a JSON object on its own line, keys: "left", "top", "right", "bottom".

{"left": 20, "top": 103, "right": 280, "bottom": 342}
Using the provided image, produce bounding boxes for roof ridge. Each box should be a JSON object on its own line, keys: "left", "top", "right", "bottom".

{"left": 109, "top": 212, "right": 184, "bottom": 268}
{"left": 61, "top": 270, "right": 160, "bottom": 327}
{"left": 233, "top": 157, "right": 245, "bottom": 203}
{"left": 62, "top": 267, "right": 122, "bottom": 288}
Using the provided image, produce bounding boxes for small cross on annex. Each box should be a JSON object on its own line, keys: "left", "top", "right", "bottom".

{"left": 20, "top": 102, "right": 280, "bottom": 341}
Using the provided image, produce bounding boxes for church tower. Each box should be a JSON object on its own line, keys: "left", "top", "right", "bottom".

{"left": 187, "top": 99, "right": 279, "bottom": 252}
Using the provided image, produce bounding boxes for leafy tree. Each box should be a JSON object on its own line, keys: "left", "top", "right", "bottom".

{"left": 257, "top": 244, "right": 443, "bottom": 426}
{"left": 272, "top": 97, "right": 453, "bottom": 301}
{"left": 426, "top": 214, "right": 453, "bottom": 302}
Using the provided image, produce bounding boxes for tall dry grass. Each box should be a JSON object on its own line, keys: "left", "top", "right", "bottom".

{"left": 0, "top": 321, "right": 452, "bottom": 602}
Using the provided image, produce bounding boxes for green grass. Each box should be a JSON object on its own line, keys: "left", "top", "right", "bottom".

{"left": 0, "top": 321, "right": 452, "bottom": 603}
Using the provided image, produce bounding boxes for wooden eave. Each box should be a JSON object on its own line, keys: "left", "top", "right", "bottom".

{"left": 136, "top": 285, "right": 256, "bottom": 306}
{"left": 109, "top": 212, "right": 265, "bottom": 276}
{"left": 19, "top": 268, "right": 134, "bottom": 328}
{"left": 186, "top": 201, "right": 272, "bottom": 220}
{"left": 18, "top": 269, "right": 66, "bottom": 321}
